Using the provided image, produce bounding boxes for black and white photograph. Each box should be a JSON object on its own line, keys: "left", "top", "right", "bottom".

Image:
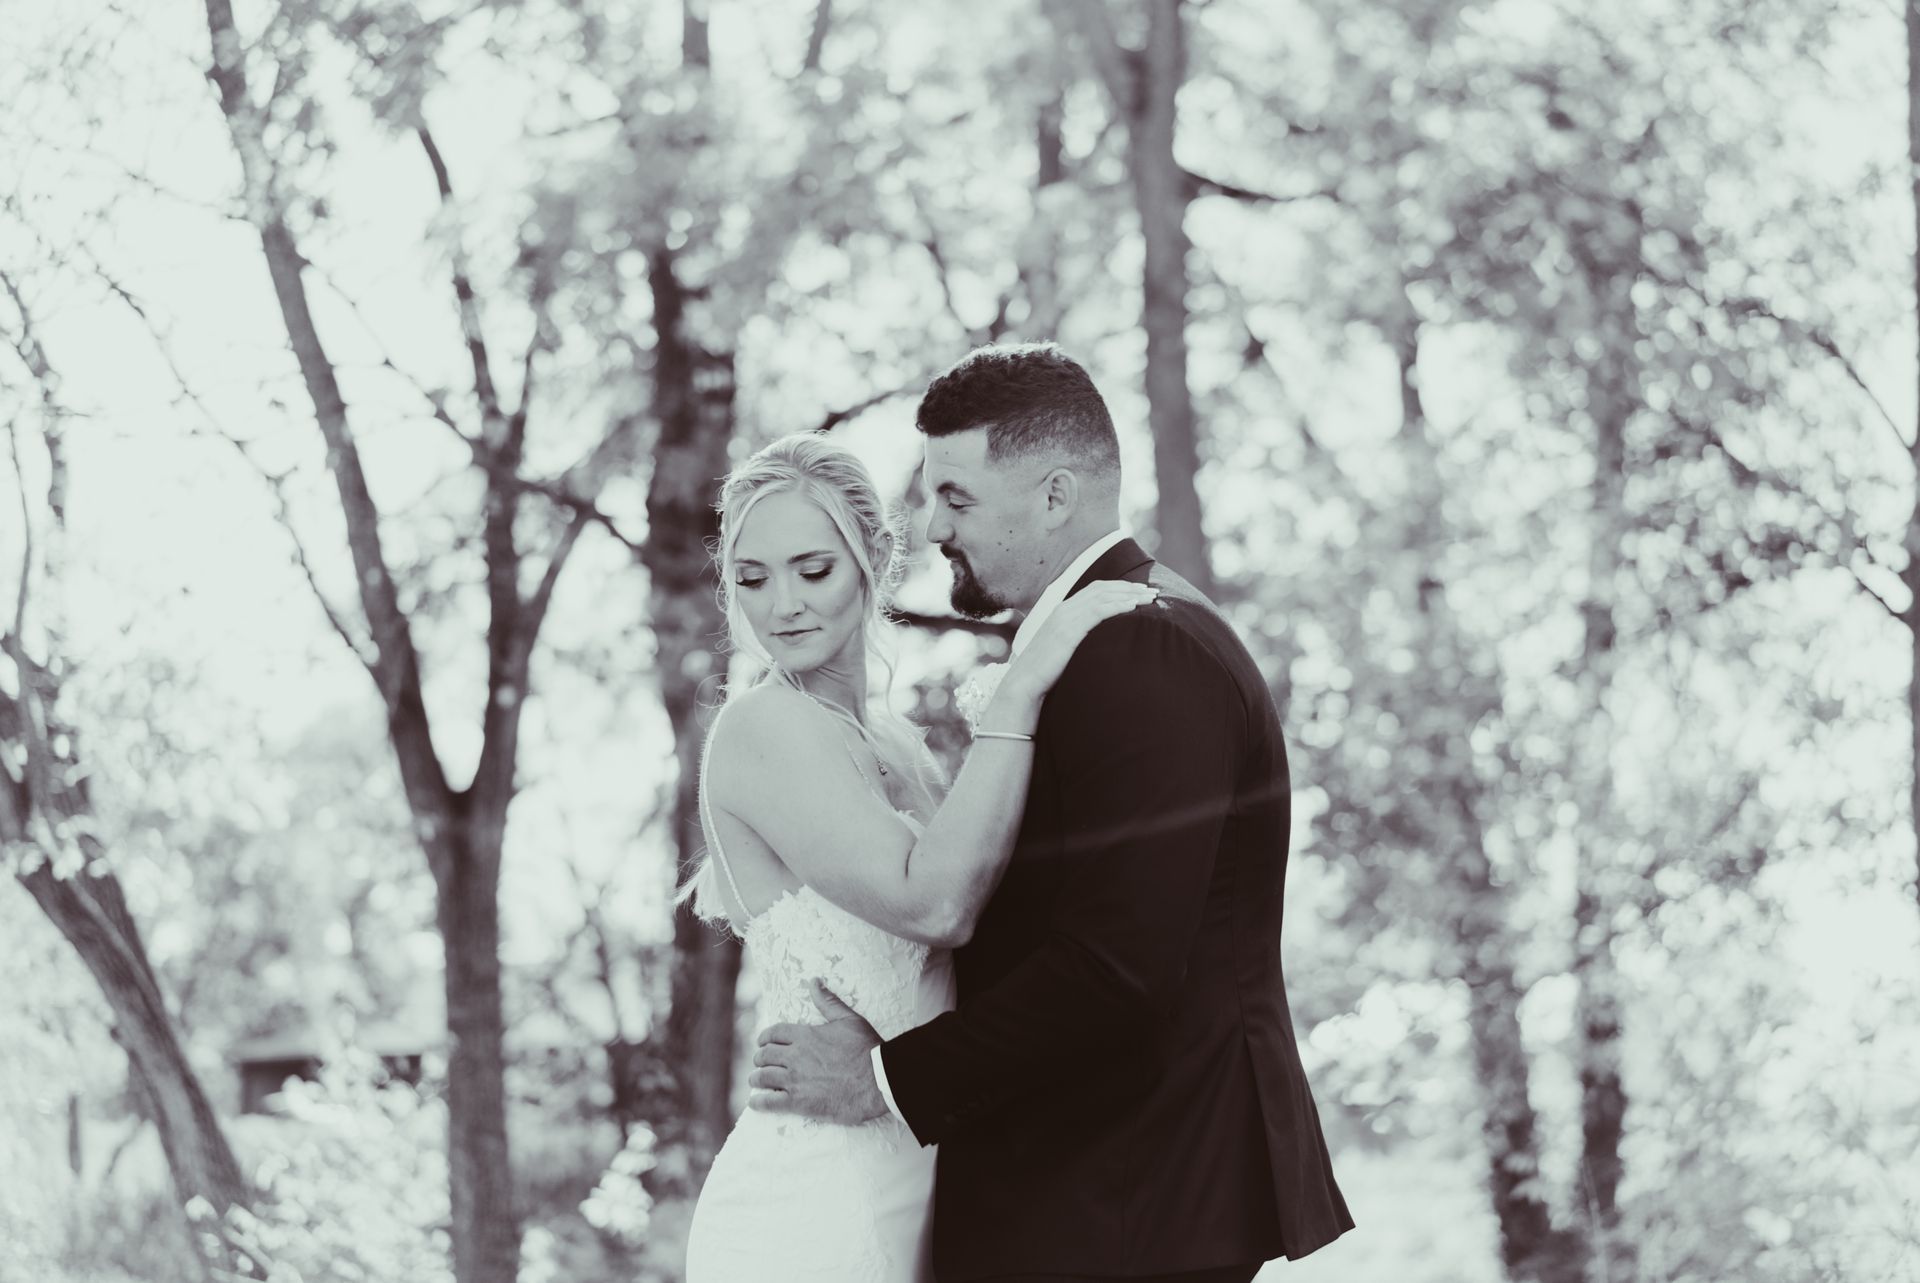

{"left": 1, "top": 1, "right": 1914, "bottom": 1281}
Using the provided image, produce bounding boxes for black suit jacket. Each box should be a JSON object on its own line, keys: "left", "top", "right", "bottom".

{"left": 880, "top": 539, "right": 1354, "bottom": 1280}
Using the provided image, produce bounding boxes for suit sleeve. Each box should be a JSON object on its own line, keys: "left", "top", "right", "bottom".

{"left": 878, "top": 611, "right": 1241, "bottom": 1146}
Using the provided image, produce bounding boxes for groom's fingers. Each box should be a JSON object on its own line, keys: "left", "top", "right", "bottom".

{"left": 810, "top": 978, "right": 855, "bottom": 1016}
{"left": 747, "top": 1089, "right": 790, "bottom": 1113}
{"left": 758, "top": 1022, "right": 799, "bottom": 1047}
{"left": 748, "top": 1066, "right": 789, "bottom": 1090}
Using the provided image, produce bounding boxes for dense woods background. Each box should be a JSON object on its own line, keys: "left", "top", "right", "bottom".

{"left": 2, "top": 1, "right": 1916, "bottom": 1281}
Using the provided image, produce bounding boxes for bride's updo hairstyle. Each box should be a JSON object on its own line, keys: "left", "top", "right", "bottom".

{"left": 715, "top": 432, "right": 906, "bottom": 680}
{"left": 680, "top": 432, "right": 938, "bottom": 926}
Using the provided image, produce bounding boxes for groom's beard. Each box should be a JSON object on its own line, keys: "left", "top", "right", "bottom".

{"left": 942, "top": 548, "right": 1006, "bottom": 619}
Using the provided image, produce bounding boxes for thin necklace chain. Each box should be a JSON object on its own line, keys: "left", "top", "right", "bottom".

{"left": 799, "top": 686, "right": 891, "bottom": 776}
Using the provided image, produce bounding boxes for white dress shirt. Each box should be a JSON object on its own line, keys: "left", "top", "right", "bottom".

{"left": 869, "top": 528, "right": 1128, "bottom": 1127}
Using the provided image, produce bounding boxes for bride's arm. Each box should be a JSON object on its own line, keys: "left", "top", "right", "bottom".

{"left": 708, "top": 679, "right": 1042, "bottom": 948}
{"left": 709, "top": 582, "right": 1155, "bottom": 947}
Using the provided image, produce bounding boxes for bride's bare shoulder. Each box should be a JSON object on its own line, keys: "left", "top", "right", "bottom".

{"left": 706, "top": 685, "right": 840, "bottom": 787}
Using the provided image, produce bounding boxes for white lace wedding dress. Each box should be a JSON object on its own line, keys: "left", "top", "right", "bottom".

{"left": 683, "top": 733, "right": 955, "bottom": 1283}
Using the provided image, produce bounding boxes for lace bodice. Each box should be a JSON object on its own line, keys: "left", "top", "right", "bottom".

{"left": 697, "top": 696, "right": 947, "bottom": 1040}
{"left": 738, "top": 877, "right": 934, "bottom": 1040}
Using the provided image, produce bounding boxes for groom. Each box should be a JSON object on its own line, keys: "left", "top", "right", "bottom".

{"left": 751, "top": 344, "right": 1353, "bottom": 1282}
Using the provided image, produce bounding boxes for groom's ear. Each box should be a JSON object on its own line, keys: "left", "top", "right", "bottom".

{"left": 1039, "top": 467, "right": 1079, "bottom": 528}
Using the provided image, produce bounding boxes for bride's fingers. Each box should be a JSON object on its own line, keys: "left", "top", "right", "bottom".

{"left": 1067, "top": 586, "right": 1157, "bottom": 627}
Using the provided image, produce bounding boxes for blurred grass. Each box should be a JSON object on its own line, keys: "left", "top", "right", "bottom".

{"left": 2, "top": 1099, "right": 1500, "bottom": 1283}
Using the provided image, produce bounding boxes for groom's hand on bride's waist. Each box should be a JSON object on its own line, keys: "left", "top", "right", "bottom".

{"left": 748, "top": 979, "right": 888, "bottom": 1125}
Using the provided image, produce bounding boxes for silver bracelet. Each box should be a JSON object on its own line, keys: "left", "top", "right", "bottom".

{"left": 972, "top": 729, "right": 1035, "bottom": 742}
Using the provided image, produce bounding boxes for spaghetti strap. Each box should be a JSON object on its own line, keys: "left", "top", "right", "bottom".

{"left": 697, "top": 705, "right": 754, "bottom": 926}
{"left": 699, "top": 686, "right": 901, "bottom": 928}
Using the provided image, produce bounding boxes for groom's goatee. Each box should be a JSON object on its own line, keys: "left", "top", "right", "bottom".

{"left": 942, "top": 548, "right": 1003, "bottom": 619}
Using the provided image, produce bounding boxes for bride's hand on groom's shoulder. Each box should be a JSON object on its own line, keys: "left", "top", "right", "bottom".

{"left": 1000, "top": 581, "right": 1159, "bottom": 709}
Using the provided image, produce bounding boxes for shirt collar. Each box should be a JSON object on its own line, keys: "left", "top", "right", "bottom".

{"left": 1010, "top": 529, "right": 1128, "bottom": 656}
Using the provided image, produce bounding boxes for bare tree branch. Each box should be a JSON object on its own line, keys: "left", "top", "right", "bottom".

{"left": 1852, "top": 563, "right": 1912, "bottom": 624}
{"left": 511, "top": 223, "right": 561, "bottom": 432}
{"left": 1631, "top": 775, "right": 1759, "bottom": 899}
{"left": 219, "top": 438, "right": 380, "bottom": 669}
{"left": 1715, "top": 294, "right": 1913, "bottom": 452}
{"left": 5, "top": 422, "right": 30, "bottom": 646}
{"left": 814, "top": 382, "right": 918, "bottom": 433}
{"left": 909, "top": 185, "right": 1019, "bottom": 348}
{"left": 309, "top": 261, "right": 478, "bottom": 445}
{"left": 512, "top": 329, "right": 542, "bottom": 434}
{"left": 18, "top": 240, "right": 386, "bottom": 678}
{"left": 206, "top": 0, "right": 450, "bottom": 820}
{"left": 519, "top": 509, "right": 592, "bottom": 667}
{"left": 1182, "top": 167, "right": 1337, "bottom": 205}
{"left": 1685, "top": 410, "right": 1901, "bottom": 589}
{"left": 0, "top": 272, "right": 55, "bottom": 645}
{"left": 916, "top": 211, "right": 971, "bottom": 337}
{"left": 417, "top": 123, "right": 504, "bottom": 430}
{"left": 803, "top": 0, "right": 832, "bottom": 73}
{"left": 1188, "top": 244, "right": 1352, "bottom": 482}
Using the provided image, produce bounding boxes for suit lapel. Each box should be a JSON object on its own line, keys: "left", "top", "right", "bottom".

{"left": 1067, "top": 537, "right": 1155, "bottom": 596}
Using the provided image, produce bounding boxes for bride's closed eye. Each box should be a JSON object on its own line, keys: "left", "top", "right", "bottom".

{"left": 735, "top": 564, "right": 834, "bottom": 590}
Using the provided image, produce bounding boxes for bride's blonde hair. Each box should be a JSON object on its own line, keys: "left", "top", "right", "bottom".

{"left": 678, "top": 432, "right": 938, "bottom": 923}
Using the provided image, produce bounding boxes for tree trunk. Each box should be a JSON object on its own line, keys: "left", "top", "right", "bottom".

{"left": 1017, "top": 94, "right": 1067, "bottom": 339}
{"left": 1571, "top": 429, "right": 1629, "bottom": 1278}
{"left": 201, "top": 9, "right": 540, "bottom": 1280}
{"left": 68, "top": 1092, "right": 83, "bottom": 1175}
{"left": 1568, "top": 262, "right": 1636, "bottom": 1283}
{"left": 1396, "top": 319, "right": 1578, "bottom": 1283}
{"left": 4, "top": 718, "right": 249, "bottom": 1277}
{"left": 1048, "top": 0, "right": 1213, "bottom": 593}
{"left": 3, "top": 288, "right": 250, "bottom": 1280}
{"left": 433, "top": 814, "right": 519, "bottom": 1283}
{"left": 1130, "top": 0, "right": 1212, "bottom": 595}
{"left": 16, "top": 863, "right": 250, "bottom": 1279}
{"left": 1905, "top": 0, "right": 1920, "bottom": 916}
{"left": 645, "top": 244, "right": 743, "bottom": 1183}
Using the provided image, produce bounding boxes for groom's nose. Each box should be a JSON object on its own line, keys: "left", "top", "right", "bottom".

{"left": 925, "top": 507, "right": 952, "bottom": 547}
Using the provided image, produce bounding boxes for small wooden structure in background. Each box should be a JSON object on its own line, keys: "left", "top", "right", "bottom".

{"left": 230, "top": 1012, "right": 440, "bottom": 1114}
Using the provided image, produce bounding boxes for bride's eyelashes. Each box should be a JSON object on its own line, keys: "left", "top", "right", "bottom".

{"left": 736, "top": 562, "right": 836, "bottom": 591}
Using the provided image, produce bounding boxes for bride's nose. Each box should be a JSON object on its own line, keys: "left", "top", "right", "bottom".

{"left": 772, "top": 579, "right": 805, "bottom": 619}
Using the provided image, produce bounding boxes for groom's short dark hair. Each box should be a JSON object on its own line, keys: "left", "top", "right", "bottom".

{"left": 916, "top": 343, "right": 1121, "bottom": 477}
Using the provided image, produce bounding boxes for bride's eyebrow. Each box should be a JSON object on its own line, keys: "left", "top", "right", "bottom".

{"left": 734, "top": 550, "right": 837, "bottom": 568}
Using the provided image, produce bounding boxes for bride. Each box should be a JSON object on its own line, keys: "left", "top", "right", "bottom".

{"left": 678, "top": 432, "right": 1153, "bottom": 1283}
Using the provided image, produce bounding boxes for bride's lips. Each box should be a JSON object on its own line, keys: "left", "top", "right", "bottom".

{"left": 773, "top": 627, "right": 818, "bottom": 643}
